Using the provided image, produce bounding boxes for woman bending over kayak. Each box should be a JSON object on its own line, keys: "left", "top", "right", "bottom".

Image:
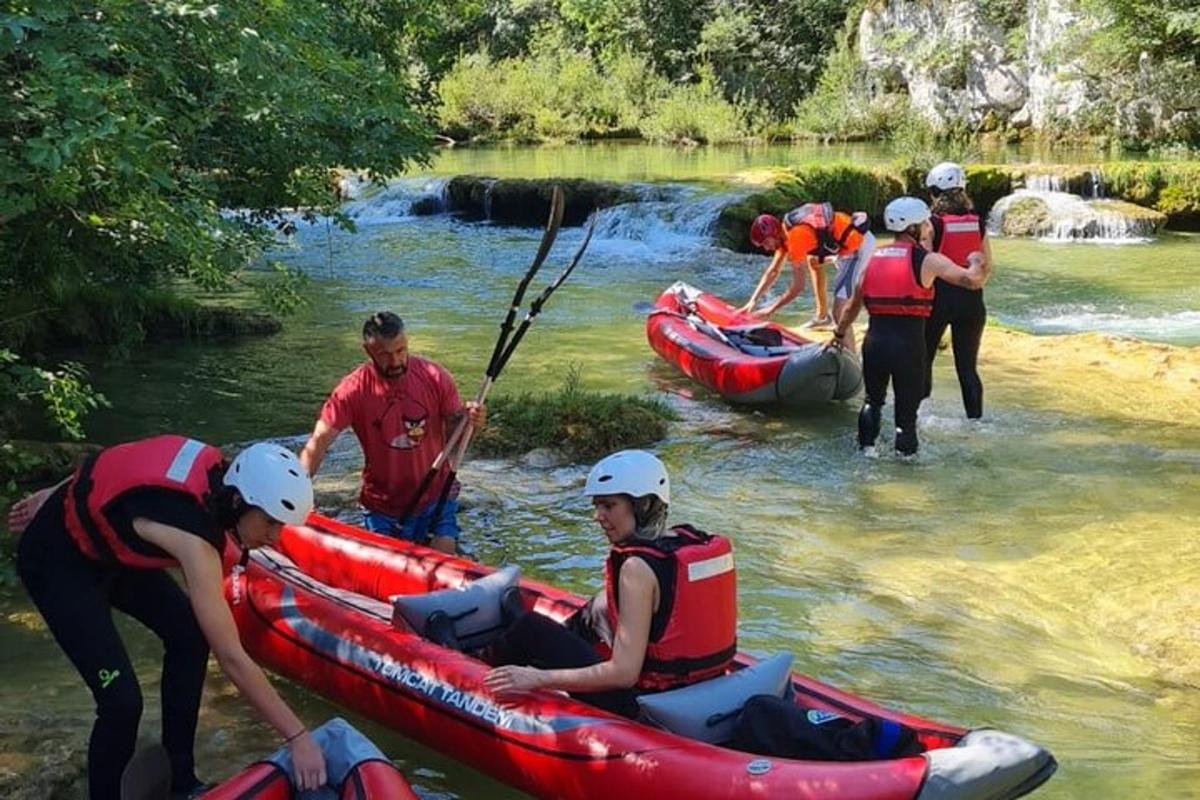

{"left": 7, "top": 436, "right": 325, "bottom": 800}
{"left": 484, "top": 450, "right": 737, "bottom": 717}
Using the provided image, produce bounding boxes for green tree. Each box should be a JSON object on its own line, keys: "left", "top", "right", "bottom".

{"left": 0, "top": 0, "right": 433, "bottom": 439}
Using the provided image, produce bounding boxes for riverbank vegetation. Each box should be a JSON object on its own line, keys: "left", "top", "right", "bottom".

{"left": 1, "top": 0, "right": 432, "bottom": 442}
{"left": 472, "top": 367, "right": 677, "bottom": 462}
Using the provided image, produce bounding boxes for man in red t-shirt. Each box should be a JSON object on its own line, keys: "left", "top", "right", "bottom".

{"left": 299, "top": 312, "right": 484, "bottom": 553}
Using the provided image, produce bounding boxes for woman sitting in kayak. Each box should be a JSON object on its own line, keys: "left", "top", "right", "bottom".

{"left": 484, "top": 450, "right": 737, "bottom": 717}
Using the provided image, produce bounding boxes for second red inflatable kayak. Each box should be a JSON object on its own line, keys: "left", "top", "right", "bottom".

{"left": 646, "top": 281, "right": 862, "bottom": 407}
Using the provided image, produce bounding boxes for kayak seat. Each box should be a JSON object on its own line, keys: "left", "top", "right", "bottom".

{"left": 636, "top": 652, "right": 794, "bottom": 744}
{"left": 721, "top": 326, "right": 803, "bottom": 358}
{"left": 391, "top": 565, "right": 521, "bottom": 651}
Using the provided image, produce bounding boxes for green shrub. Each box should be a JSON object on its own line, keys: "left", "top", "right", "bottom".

{"left": 642, "top": 66, "right": 747, "bottom": 144}
{"left": 472, "top": 366, "right": 677, "bottom": 461}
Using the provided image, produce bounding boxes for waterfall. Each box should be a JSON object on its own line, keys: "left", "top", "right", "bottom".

{"left": 339, "top": 177, "right": 451, "bottom": 223}
{"left": 584, "top": 185, "right": 744, "bottom": 260}
{"left": 988, "top": 178, "right": 1158, "bottom": 243}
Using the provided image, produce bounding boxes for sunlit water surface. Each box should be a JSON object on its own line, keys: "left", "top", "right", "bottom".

{"left": 4, "top": 144, "right": 1198, "bottom": 799}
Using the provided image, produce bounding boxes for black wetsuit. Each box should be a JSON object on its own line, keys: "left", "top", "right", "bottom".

{"left": 486, "top": 605, "right": 640, "bottom": 718}
{"left": 923, "top": 215, "right": 987, "bottom": 419}
{"left": 17, "top": 486, "right": 221, "bottom": 800}
{"left": 859, "top": 246, "right": 929, "bottom": 456}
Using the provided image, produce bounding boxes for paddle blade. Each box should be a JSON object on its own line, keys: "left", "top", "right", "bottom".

{"left": 120, "top": 743, "right": 171, "bottom": 800}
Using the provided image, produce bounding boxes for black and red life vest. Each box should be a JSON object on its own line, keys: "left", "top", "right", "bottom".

{"left": 862, "top": 240, "right": 934, "bottom": 318}
{"left": 63, "top": 435, "right": 225, "bottom": 569}
{"left": 934, "top": 213, "right": 983, "bottom": 268}
{"left": 783, "top": 203, "right": 869, "bottom": 257}
{"left": 601, "top": 525, "right": 737, "bottom": 691}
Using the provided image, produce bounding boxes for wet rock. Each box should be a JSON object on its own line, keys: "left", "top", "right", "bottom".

{"left": 445, "top": 176, "right": 638, "bottom": 226}
{"left": 0, "top": 713, "right": 88, "bottom": 800}
{"left": 520, "top": 448, "right": 566, "bottom": 468}
{"left": 998, "top": 196, "right": 1053, "bottom": 237}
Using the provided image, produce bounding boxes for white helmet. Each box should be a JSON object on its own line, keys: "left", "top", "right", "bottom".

{"left": 926, "top": 162, "right": 966, "bottom": 191}
{"left": 884, "top": 197, "right": 931, "bottom": 232}
{"left": 224, "top": 442, "right": 314, "bottom": 525}
{"left": 584, "top": 450, "right": 670, "bottom": 504}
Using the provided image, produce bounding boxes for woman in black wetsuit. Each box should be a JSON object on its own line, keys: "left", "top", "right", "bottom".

{"left": 834, "top": 197, "right": 990, "bottom": 455}
{"left": 8, "top": 437, "right": 326, "bottom": 800}
{"left": 922, "top": 162, "right": 994, "bottom": 419}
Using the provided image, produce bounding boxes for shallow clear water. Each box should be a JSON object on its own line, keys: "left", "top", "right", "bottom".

{"left": 4, "top": 144, "right": 1199, "bottom": 798}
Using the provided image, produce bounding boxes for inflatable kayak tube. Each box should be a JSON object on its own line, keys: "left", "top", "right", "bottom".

{"left": 227, "top": 515, "right": 1055, "bottom": 800}
{"left": 646, "top": 281, "right": 862, "bottom": 407}
{"left": 203, "top": 718, "right": 418, "bottom": 799}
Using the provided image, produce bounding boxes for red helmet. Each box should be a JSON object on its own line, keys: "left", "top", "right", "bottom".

{"left": 749, "top": 214, "right": 783, "bottom": 249}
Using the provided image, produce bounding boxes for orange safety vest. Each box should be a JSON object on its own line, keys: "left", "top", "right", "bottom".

{"left": 64, "top": 435, "right": 225, "bottom": 568}
{"left": 782, "top": 203, "right": 868, "bottom": 259}
{"left": 934, "top": 213, "right": 983, "bottom": 268}
{"left": 601, "top": 525, "right": 737, "bottom": 691}
{"left": 862, "top": 240, "right": 934, "bottom": 318}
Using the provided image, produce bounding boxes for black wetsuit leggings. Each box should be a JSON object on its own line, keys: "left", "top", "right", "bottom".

{"left": 487, "top": 611, "right": 640, "bottom": 718}
{"left": 16, "top": 490, "right": 209, "bottom": 800}
{"left": 923, "top": 282, "right": 986, "bottom": 419}
{"left": 859, "top": 316, "right": 928, "bottom": 455}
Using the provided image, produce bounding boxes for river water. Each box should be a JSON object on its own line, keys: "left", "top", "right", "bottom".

{"left": 3, "top": 144, "right": 1198, "bottom": 799}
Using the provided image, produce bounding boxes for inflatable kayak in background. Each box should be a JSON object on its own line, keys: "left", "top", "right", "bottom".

{"left": 646, "top": 281, "right": 862, "bottom": 407}
{"left": 226, "top": 515, "right": 1056, "bottom": 800}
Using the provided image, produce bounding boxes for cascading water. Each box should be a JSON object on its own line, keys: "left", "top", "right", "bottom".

{"left": 339, "top": 176, "right": 452, "bottom": 223}
{"left": 585, "top": 185, "right": 747, "bottom": 261}
{"left": 988, "top": 168, "right": 1160, "bottom": 242}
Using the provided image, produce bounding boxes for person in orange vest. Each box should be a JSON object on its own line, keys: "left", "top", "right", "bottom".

{"left": 922, "top": 162, "right": 992, "bottom": 419}
{"left": 740, "top": 203, "right": 875, "bottom": 330}
{"left": 483, "top": 450, "right": 736, "bottom": 717}
{"left": 834, "top": 198, "right": 990, "bottom": 455}
{"left": 7, "top": 438, "right": 326, "bottom": 800}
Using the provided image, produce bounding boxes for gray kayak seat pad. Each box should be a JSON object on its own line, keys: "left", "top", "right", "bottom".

{"left": 636, "top": 652, "right": 794, "bottom": 744}
{"left": 918, "top": 728, "right": 1057, "bottom": 800}
{"left": 391, "top": 564, "right": 520, "bottom": 649}
{"left": 265, "top": 717, "right": 391, "bottom": 800}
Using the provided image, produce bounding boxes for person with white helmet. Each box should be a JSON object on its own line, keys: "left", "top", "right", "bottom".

{"left": 833, "top": 196, "right": 990, "bottom": 455}
{"left": 484, "top": 450, "right": 736, "bottom": 717}
{"left": 7, "top": 436, "right": 325, "bottom": 799}
{"left": 923, "top": 162, "right": 993, "bottom": 420}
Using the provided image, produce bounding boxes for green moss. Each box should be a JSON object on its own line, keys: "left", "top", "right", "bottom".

{"left": 1096, "top": 162, "right": 1200, "bottom": 230}
{"left": 471, "top": 367, "right": 677, "bottom": 461}
{"left": 999, "top": 196, "right": 1052, "bottom": 236}
{"left": 715, "top": 163, "right": 906, "bottom": 250}
{"left": 965, "top": 165, "right": 1015, "bottom": 213}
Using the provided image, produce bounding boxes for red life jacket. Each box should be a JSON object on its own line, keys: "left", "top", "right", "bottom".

{"left": 862, "top": 240, "right": 934, "bottom": 318}
{"left": 783, "top": 203, "right": 868, "bottom": 257}
{"left": 934, "top": 213, "right": 983, "bottom": 268}
{"left": 63, "top": 435, "right": 226, "bottom": 569}
{"left": 601, "top": 525, "right": 737, "bottom": 691}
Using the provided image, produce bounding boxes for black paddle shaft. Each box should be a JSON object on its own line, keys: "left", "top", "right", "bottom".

{"left": 396, "top": 187, "right": 567, "bottom": 528}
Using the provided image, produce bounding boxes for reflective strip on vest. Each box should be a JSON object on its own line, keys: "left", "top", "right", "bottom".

{"left": 688, "top": 552, "right": 734, "bottom": 582}
{"left": 943, "top": 221, "right": 979, "bottom": 233}
{"left": 166, "top": 438, "right": 208, "bottom": 483}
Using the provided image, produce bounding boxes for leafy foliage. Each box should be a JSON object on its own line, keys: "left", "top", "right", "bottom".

{"left": 473, "top": 364, "right": 677, "bottom": 461}
{"left": 0, "top": 0, "right": 432, "bottom": 440}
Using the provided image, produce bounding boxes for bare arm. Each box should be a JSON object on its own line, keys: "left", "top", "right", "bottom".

{"left": 133, "top": 521, "right": 327, "bottom": 789}
{"left": 7, "top": 476, "right": 71, "bottom": 535}
{"left": 738, "top": 250, "right": 787, "bottom": 313}
{"left": 833, "top": 284, "right": 865, "bottom": 347}
{"left": 922, "top": 250, "right": 989, "bottom": 290}
{"left": 298, "top": 418, "right": 341, "bottom": 477}
{"left": 484, "top": 558, "right": 656, "bottom": 694}
{"left": 758, "top": 258, "right": 810, "bottom": 318}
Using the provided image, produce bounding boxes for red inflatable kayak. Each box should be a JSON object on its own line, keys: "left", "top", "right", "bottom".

{"left": 227, "top": 515, "right": 1055, "bottom": 800}
{"left": 203, "top": 718, "right": 418, "bottom": 800}
{"left": 646, "top": 281, "right": 862, "bottom": 407}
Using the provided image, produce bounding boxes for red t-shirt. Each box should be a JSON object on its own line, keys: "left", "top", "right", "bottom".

{"left": 319, "top": 356, "right": 463, "bottom": 516}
